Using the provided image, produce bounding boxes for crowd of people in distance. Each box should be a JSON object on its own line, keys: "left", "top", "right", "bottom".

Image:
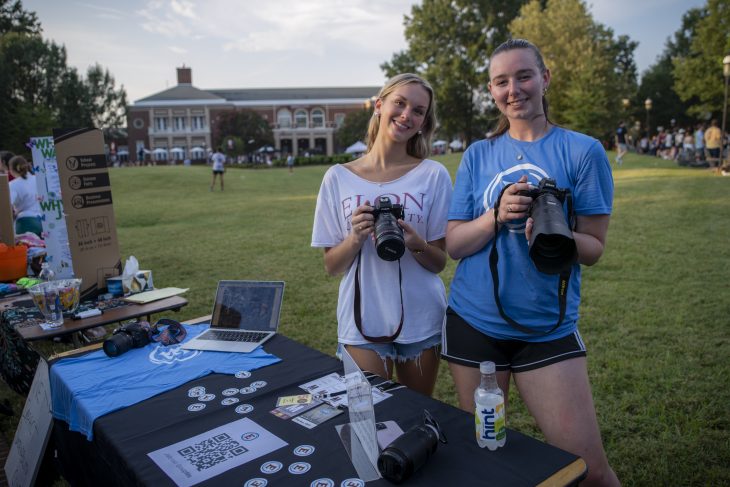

{"left": 615, "top": 119, "right": 727, "bottom": 169}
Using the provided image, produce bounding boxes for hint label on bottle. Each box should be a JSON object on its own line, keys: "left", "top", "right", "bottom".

{"left": 477, "top": 402, "right": 506, "bottom": 442}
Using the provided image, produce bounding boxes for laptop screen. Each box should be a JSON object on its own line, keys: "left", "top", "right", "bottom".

{"left": 211, "top": 281, "right": 285, "bottom": 332}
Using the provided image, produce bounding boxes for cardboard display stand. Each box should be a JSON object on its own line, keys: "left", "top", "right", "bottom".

{"left": 0, "top": 174, "right": 14, "bottom": 246}
{"left": 53, "top": 128, "right": 121, "bottom": 299}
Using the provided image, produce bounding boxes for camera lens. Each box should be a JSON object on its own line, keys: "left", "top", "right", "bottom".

{"left": 103, "top": 332, "right": 134, "bottom": 357}
{"left": 527, "top": 193, "right": 577, "bottom": 274}
{"left": 375, "top": 212, "right": 405, "bottom": 261}
{"left": 377, "top": 424, "right": 438, "bottom": 483}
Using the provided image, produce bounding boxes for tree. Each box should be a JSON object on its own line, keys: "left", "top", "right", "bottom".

{"left": 0, "top": 0, "right": 40, "bottom": 35}
{"left": 382, "top": 0, "right": 527, "bottom": 143}
{"left": 673, "top": 0, "right": 730, "bottom": 118}
{"left": 214, "top": 110, "right": 273, "bottom": 155}
{"left": 0, "top": 0, "right": 127, "bottom": 152}
{"left": 335, "top": 109, "right": 371, "bottom": 150}
{"left": 510, "top": 0, "right": 637, "bottom": 139}
{"left": 637, "top": 7, "right": 705, "bottom": 132}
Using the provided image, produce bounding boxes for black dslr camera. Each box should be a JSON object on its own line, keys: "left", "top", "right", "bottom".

{"left": 377, "top": 410, "right": 447, "bottom": 484}
{"left": 518, "top": 177, "right": 577, "bottom": 274}
{"left": 103, "top": 321, "right": 151, "bottom": 357}
{"left": 372, "top": 196, "right": 405, "bottom": 261}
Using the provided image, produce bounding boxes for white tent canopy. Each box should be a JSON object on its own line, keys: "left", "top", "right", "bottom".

{"left": 433, "top": 140, "right": 448, "bottom": 147}
{"left": 345, "top": 141, "right": 367, "bottom": 154}
{"left": 449, "top": 140, "right": 463, "bottom": 150}
{"left": 152, "top": 148, "right": 168, "bottom": 154}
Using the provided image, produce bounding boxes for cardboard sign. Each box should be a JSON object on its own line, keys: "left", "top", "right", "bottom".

{"left": 4, "top": 359, "right": 52, "bottom": 487}
{"left": 54, "top": 128, "right": 121, "bottom": 299}
{"left": 30, "top": 136, "right": 74, "bottom": 278}
{"left": 0, "top": 174, "right": 14, "bottom": 245}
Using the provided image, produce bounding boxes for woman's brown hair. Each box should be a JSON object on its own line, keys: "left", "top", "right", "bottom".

{"left": 9, "top": 155, "right": 32, "bottom": 179}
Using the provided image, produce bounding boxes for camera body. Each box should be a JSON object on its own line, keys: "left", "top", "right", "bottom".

{"left": 103, "top": 321, "right": 151, "bottom": 357}
{"left": 371, "top": 196, "right": 406, "bottom": 261}
{"left": 517, "top": 177, "right": 577, "bottom": 274}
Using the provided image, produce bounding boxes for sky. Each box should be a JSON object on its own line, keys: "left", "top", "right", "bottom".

{"left": 24, "top": 0, "right": 707, "bottom": 104}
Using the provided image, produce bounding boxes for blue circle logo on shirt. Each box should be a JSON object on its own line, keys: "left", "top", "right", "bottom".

{"left": 149, "top": 345, "right": 201, "bottom": 365}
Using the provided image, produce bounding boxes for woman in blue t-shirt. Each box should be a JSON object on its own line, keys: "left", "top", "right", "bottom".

{"left": 443, "top": 39, "right": 619, "bottom": 486}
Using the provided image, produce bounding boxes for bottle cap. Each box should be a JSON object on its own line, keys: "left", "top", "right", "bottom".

{"left": 479, "top": 361, "right": 495, "bottom": 374}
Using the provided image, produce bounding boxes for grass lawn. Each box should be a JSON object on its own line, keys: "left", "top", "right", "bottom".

{"left": 2, "top": 150, "right": 729, "bottom": 485}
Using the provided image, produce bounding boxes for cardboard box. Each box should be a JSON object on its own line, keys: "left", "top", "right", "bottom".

{"left": 54, "top": 128, "right": 121, "bottom": 299}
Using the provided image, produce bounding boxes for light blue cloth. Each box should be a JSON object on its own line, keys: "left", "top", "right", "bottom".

{"left": 448, "top": 127, "right": 613, "bottom": 341}
{"left": 50, "top": 324, "right": 281, "bottom": 440}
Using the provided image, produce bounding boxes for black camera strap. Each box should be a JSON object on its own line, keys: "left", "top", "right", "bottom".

{"left": 353, "top": 251, "right": 404, "bottom": 343}
{"left": 490, "top": 184, "right": 571, "bottom": 336}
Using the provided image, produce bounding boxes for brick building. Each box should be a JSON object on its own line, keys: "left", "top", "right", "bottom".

{"left": 126, "top": 67, "right": 378, "bottom": 162}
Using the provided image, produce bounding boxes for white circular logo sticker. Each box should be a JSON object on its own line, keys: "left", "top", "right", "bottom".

{"left": 251, "top": 380, "right": 267, "bottom": 389}
{"left": 293, "top": 445, "right": 315, "bottom": 456}
{"left": 187, "top": 386, "right": 205, "bottom": 397}
{"left": 310, "top": 480, "right": 334, "bottom": 487}
{"left": 198, "top": 393, "right": 216, "bottom": 402}
{"left": 260, "top": 461, "right": 283, "bottom": 474}
{"left": 236, "top": 370, "right": 252, "bottom": 379}
{"left": 340, "top": 480, "right": 365, "bottom": 487}
{"left": 240, "top": 386, "right": 256, "bottom": 395}
{"left": 222, "top": 388, "right": 240, "bottom": 396}
{"left": 221, "top": 397, "right": 240, "bottom": 406}
{"left": 187, "top": 403, "right": 205, "bottom": 412}
{"left": 244, "top": 479, "right": 268, "bottom": 487}
{"left": 236, "top": 404, "right": 254, "bottom": 414}
{"left": 288, "top": 462, "right": 311, "bottom": 475}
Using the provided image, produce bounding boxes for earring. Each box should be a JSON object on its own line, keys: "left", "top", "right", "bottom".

{"left": 543, "top": 88, "right": 548, "bottom": 95}
{"left": 375, "top": 111, "right": 380, "bottom": 116}
{"left": 417, "top": 130, "right": 423, "bottom": 135}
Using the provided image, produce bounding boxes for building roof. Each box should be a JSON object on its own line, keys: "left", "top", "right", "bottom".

{"left": 136, "top": 84, "right": 226, "bottom": 103}
{"left": 207, "top": 87, "right": 379, "bottom": 102}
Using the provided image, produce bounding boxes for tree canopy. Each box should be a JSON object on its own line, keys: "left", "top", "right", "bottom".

{"left": 0, "top": 0, "right": 127, "bottom": 153}
{"left": 335, "top": 109, "right": 371, "bottom": 150}
{"left": 214, "top": 110, "right": 274, "bottom": 155}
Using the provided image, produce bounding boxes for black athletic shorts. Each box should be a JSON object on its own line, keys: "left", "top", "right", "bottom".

{"left": 441, "top": 308, "right": 587, "bottom": 372}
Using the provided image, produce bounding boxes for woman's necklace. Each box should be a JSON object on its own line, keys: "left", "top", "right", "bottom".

{"left": 506, "top": 124, "right": 551, "bottom": 162}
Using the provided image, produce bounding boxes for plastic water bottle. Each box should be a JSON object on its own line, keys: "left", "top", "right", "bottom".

{"left": 475, "top": 361, "right": 506, "bottom": 450}
{"left": 39, "top": 262, "right": 55, "bottom": 282}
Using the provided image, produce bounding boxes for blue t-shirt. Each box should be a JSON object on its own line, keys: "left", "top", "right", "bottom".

{"left": 50, "top": 324, "right": 281, "bottom": 440}
{"left": 448, "top": 127, "right": 613, "bottom": 341}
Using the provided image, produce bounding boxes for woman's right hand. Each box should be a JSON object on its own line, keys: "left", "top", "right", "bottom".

{"left": 350, "top": 200, "right": 375, "bottom": 245}
{"left": 497, "top": 175, "right": 533, "bottom": 224}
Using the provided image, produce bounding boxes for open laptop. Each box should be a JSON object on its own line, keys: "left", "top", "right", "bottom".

{"left": 182, "top": 280, "right": 285, "bottom": 353}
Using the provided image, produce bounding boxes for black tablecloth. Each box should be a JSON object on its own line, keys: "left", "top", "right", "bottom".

{"left": 52, "top": 335, "right": 583, "bottom": 486}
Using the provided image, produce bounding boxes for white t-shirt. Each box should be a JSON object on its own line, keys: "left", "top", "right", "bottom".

{"left": 311, "top": 159, "right": 452, "bottom": 345}
{"left": 9, "top": 175, "right": 41, "bottom": 219}
{"left": 211, "top": 152, "right": 226, "bottom": 171}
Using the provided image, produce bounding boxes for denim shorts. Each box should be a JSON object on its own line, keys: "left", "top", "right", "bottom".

{"left": 338, "top": 333, "right": 442, "bottom": 363}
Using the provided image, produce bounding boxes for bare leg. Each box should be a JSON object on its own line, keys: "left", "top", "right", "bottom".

{"left": 514, "top": 358, "right": 620, "bottom": 487}
{"left": 344, "top": 345, "right": 393, "bottom": 380}
{"left": 393, "top": 347, "right": 440, "bottom": 397}
{"left": 447, "top": 362, "right": 511, "bottom": 412}
{"left": 210, "top": 173, "right": 217, "bottom": 190}
{"left": 220, "top": 172, "right": 224, "bottom": 191}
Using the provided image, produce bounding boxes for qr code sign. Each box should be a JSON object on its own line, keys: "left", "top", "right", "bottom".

{"left": 177, "top": 433, "right": 249, "bottom": 471}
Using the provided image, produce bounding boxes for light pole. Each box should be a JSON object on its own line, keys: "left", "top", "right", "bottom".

{"left": 721, "top": 55, "right": 730, "bottom": 168}
{"left": 644, "top": 98, "right": 652, "bottom": 137}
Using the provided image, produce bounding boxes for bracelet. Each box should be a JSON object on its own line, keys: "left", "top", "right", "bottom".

{"left": 411, "top": 241, "right": 427, "bottom": 254}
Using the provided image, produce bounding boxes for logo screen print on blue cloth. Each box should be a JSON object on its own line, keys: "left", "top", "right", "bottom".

{"left": 49, "top": 324, "right": 281, "bottom": 440}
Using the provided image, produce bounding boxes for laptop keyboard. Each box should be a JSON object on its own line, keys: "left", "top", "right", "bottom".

{"left": 200, "top": 330, "right": 271, "bottom": 343}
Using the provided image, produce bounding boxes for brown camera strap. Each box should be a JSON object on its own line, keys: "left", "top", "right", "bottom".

{"left": 353, "top": 251, "right": 404, "bottom": 343}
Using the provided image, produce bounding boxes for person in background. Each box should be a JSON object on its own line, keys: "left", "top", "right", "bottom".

{"left": 704, "top": 119, "right": 722, "bottom": 168}
{"left": 443, "top": 39, "right": 619, "bottom": 486}
{"left": 210, "top": 147, "right": 226, "bottom": 191}
{"left": 286, "top": 153, "right": 294, "bottom": 173}
{"left": 0, "top": 151, "right": 14, "bottom": 180}
{"left": 311, "top": 73, "right": 452, "bottom": 396}
{"left": 615, "top": 121, "right": 627, "bottom": 165}
{"left": 694, "top": 123, "right": 705, "bottom": 163}
{"left": 8, "top": 155, "right": 43, "bottom": 237}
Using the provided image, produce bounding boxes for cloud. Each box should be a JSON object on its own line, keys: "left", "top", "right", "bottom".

{"left": 169, "top": 46, "right": 187, "bottom": 54}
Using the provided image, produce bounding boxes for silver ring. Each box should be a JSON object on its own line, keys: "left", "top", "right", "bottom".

{"left": 507, "top": 205, "right": 513, "bottom": 213}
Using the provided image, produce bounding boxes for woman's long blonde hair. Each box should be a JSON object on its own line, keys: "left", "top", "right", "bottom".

{"left": 365, "top": 73, "right": 437, "bottom": 159}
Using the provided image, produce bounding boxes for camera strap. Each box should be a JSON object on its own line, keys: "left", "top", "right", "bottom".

{"left": 150, "top": 318, "right": 187, "bottom": 345}
{"left": 353, "top": 251, "right": 404, "bottom": 343}
{"left": 490, "top": 184, "right": 570, "bottom": 336}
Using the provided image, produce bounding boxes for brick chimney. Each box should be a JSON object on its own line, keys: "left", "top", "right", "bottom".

{"left": 177, "top": 66, "right": 192, "bottom": 85}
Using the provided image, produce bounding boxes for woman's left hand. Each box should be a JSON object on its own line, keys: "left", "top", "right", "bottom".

{"left": 398, "top": 219, "right": 427, "bottom": 254}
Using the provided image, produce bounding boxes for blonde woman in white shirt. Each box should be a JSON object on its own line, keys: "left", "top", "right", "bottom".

{"left": 311, "top": 74, "right": 452, "bottom": 396}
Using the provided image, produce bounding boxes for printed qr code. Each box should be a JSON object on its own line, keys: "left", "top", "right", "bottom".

{"left": 177, "top": 433, "right": 249, "bottom": 471}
